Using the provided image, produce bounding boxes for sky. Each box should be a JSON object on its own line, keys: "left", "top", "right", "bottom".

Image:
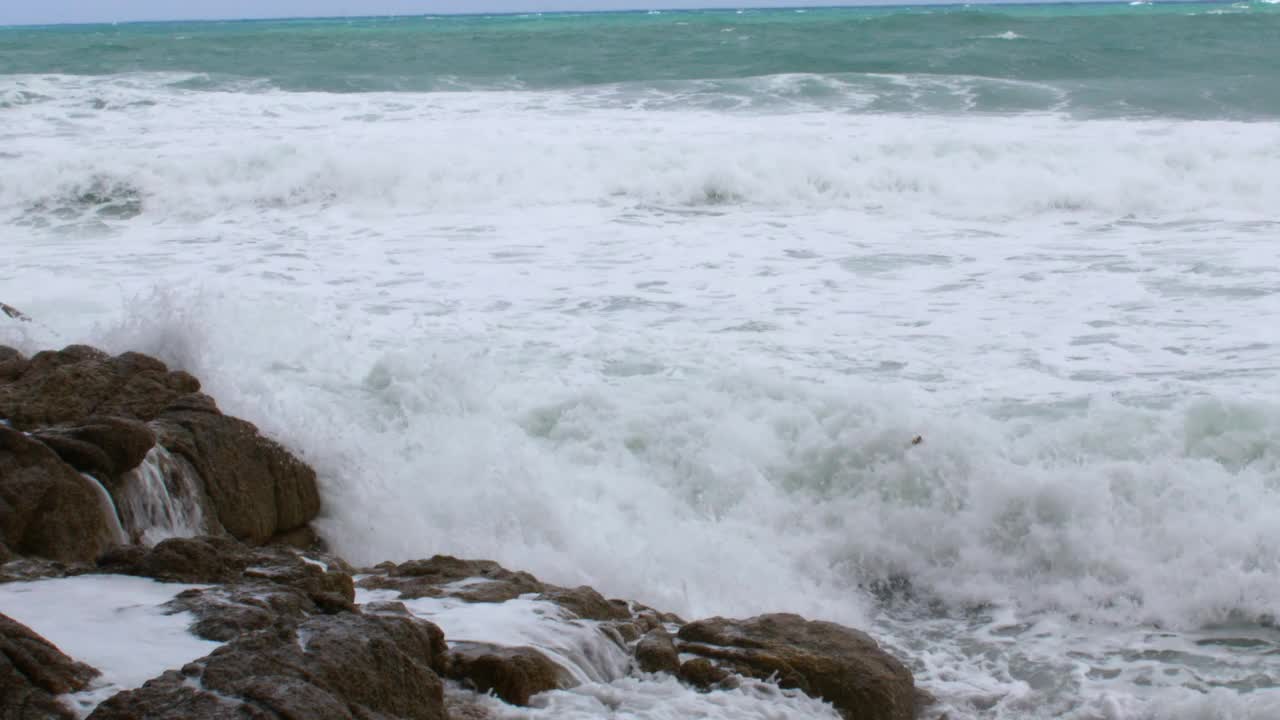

{"left": 0, "top": 0, "right": 1017, "bottom": 26}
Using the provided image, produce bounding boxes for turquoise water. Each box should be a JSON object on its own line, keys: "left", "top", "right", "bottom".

{"left": 3, "top": 2, "right": 1280, "bottom": 118}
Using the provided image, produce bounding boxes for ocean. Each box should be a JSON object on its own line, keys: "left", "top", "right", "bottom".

{"left": 2, "top": 3, "right": 1280, "bottom": 717}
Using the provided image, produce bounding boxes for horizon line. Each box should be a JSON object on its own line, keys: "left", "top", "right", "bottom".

{"left": 0, "top": 0, "right": 1232, "bottom": 30}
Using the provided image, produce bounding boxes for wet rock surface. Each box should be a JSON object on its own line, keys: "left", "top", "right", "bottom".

{"left": 88, "top": 613, "right": 448, "bottom": 720}
{"left": 0, "top": 345, "right": 321, "bottom": 553}
{"left": 0, "top": 345, "right": 197, "bottom": 429}
{"left": 1, "top": 534, "right": 920, "bottom": 720}
{"left": 154, "top": 409, "right": 318, "bottom": 545}
{"left": 677, "top": 614, "right": 917, "bottom": 720}
{"left": 1, "top": 612, "right": 99, "bottom": 720}
{"left": 635, "top": 628, "right": 680, "bottom": 674}
{"left": 96, "top": 536, "right": 356, "bottom": 642}
{"left": 447, "top": 643, "right": 571, "bottom": 706}
{"left": 31, "top": 417, "right": 155, "bottom": 481}
{"left": 0, "top": 426, "right": 116, "bottom": 563}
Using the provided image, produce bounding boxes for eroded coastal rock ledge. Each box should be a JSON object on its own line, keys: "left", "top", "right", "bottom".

{"left": 0, "top": 345, "right": 925, "bottom": 720}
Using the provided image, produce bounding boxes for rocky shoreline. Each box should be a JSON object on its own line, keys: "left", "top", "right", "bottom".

{"left": 1, "top": 345, "right": 924, "bottom": 720}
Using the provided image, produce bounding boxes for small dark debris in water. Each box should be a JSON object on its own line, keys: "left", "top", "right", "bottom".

{"left": 866, "top": 573, "right": 915, "bottom": 604}
{"left": 1, "top": 303, "right": 31, "bottom": 322}
{"left": 910, "top": 435, "right": 923, "bottom": 446}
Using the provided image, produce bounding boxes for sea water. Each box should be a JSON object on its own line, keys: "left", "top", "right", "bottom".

{"left": 2, "top": 4, "right": 1280, "bottom": 717}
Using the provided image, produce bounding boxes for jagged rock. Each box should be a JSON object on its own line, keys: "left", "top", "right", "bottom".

{"left": 364, "top": 600, "right": 413, "bottom": 617}
{"left": 392, "top": 556, "right": 537, "bottom": 586}
{"left": 0, "top": 558, "right": 92, "bottom": 584}
{"left": 160, "top": 392, "right": 219, "bottom": 415}
{"left": 678, "top": 657, "right": 732, "bottom": 690}
{"left": 537, "top": 585, "right": 631, "bottom": 621}
{"left": 0, "top": 426, "right": 116, "bottom": 563}
{"left": 94, "top": 536, "right": 356, "bottom": 643}
{"left": 359, "top": 556, "right": 637, "bottom": 628}
{"left": 0, "top": 346, "right": 199, "bottom": 429}
{"left": 97, "top": 535, "right": 353, "bottom": 602}
{"left": 608, "top": 610, "right": 669, "bottom": 644}
{"left": 448, "top": 643, "right": 570, "bottom": 706}
{"left": 155, "top": 410, "right": 319, "bottom": 545}
{"left": 609, "top": 620, "right": 642, "bottom": 643}
{"left": 83, "top": 675, "right": 230, "bottom": 720}
{"left": 358, "top": 555, "right": 543, "bottom": 602}
{"left": 96, "top": 535, "right": 251, "bottom": 583}
{"left": 88, "top": 613, "right": 448, "bottom": 720}
{"left": 269, "top": 524, "right": 320, "bottom": 550}
{"left": 26, "top": 432, "right": 114, "bottom": 480}
{"left": 1, "top": 612, "right": 99, "bottom": 719}
{"left": 446, "top": 691, "right": 496, "bottom": 720}
{"left": 0, "top": 347, "right": 27, "bottom": 382}
{"left": 635, "top": 628, "right": 680, "bottom": 674}
{"left": 167, "top": 582, "right": 327, "bottom": 642}
{"left": 31, "top": 417, "right": 155, "bottom": 479}
{"left": 677, "top": 614, "right": 916, "bottom": 720}
{"left": 0, "top": 345, "right": 321, "bottom": 550}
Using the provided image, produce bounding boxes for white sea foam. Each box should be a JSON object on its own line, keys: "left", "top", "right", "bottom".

{"left": 0, "top": 74, "right": 1277, "bottom": 221}
{"left": 0, "top": 575, "right": 219, "bottom": 717}
{"left": 2, "top": 73, "right": 1279, "bottom": 718}
{"left": 358, "top": 586, "right": 630, "bottom": 684}
{"left": 358, "top": 584, "right": 843, "bottom": 717}
{"left": 467, "top": 674, "right": 844, "bottom": 719}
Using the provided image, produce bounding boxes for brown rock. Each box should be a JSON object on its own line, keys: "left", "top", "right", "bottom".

{"left": 538, "top": 585, "right": 631, "bottom": 621}
{"left": 155, "top": 411, "right": 319, "bottom": 545}
{"left": 160, "top": 392, "right": 218, "bottom": 415}
{"left": 363, "top": 600, "right": 413, "bottom": 617}
{"left": 45, "top": 417, "right": 155, "bottom": 477}
{"left": 359, "top": 555, "right": 544, "bottom": 603}
{"left": 0, "top": 426, "right": 116, "bottom": 562}
{"left": 609, "top": 621, "right": 641, "bottom": 643}
{"left": 82, "top": 673, "right": 236, "bottom": 720}
{"left": 448, "top": 643, "right": 571, "bottom": 706}
{"left": 169, "top": 583, "right": 321, "bottom": 642}
{"left": 164, "top": 573, "right": 357, "bottom": 644}
{"left": 0, "top": 345, "right": 279, "bottom": 546}
{"left": 98, "top": 535, "right": 354, "bottom": 602}
{"left": 0, "top": 347, "right": 27, "bottom": 383}
{"left": 678, "top": 658, "right": 731, "bottom": 690}
{"left": 392, "top": 556, "right": 532, "bottom": 584}
{"left": 268, "top": 524, "right": 319, "bottom": 550}
{"left": 446, "top": 691, "right": 496, "bottom": 720}
{"left": 241, "top": 551, "right": 355, "bottom": 606}
{"left": 0, "top": 346, "right": 199, "bottom": 429}
{"left": 2, "top": 345, "right": 319, "bottom": 561}
{"left": 0, "top": 557, "right": 92, "bottom": 584}
{"left": 95, "top": 536, "right": 360, "bottom": 645}
{"left": 89, "top": 613, "right": 448, "bottom": 720}
{"left": 27, "top": 432, "right": 114, "bottom": 479}
{"left": 1, "top": 612, "right": 99, "bottom": 719}
{"left": 97, "top": 535, "right": 251, "bottom": 584}
{"left": 635, "top": 628, "right": 680, "bottom": 674}
{"left": 677, "top": 614, "right": 916, "bottom": 720}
